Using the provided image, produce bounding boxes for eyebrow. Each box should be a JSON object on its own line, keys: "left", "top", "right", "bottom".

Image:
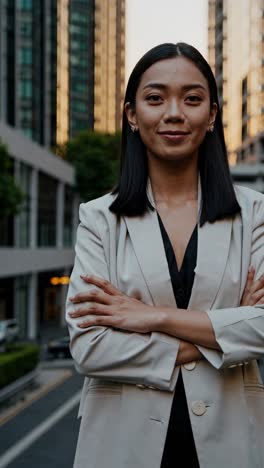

{"left": 142, "top": 82, "right": 207, "bottom": 92}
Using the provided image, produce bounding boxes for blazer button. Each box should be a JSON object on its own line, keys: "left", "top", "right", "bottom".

{"left": 191, "top": 400, "right": 206, "bottom": 416}
{"left": 183, "top": 361, "right": 196, "bottom": 371}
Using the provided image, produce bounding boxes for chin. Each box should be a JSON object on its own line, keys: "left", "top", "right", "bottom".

{"left": 160, "top": 149, "right": 195, "bottom": 162}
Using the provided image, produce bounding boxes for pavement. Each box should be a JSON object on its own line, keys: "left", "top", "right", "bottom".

{"left": 0, "top": 366, "right": 74, "bottom": 427}
{"left": 0, "top": 364, "right": 83, "bottom": 468}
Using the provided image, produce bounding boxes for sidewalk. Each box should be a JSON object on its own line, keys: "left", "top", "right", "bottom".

{"left": 0, "top": 365, "right": 74, "bottom": 427}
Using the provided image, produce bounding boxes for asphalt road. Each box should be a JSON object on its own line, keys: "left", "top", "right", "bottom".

{"left": 0, "top": 363, "right": 83, "bottom": 468}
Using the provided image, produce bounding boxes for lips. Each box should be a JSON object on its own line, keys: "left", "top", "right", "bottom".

{"left": 158, "top": 130, "right": 190, "bottom": 143}
{"left": 158, "top": 130, "right": 190, "bottom": 135}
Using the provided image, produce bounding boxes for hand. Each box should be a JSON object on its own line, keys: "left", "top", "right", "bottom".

{"left": 240, "top": 267, "right": 264, "bottom": 306}
{"left": 68, "top": 275, "right": 164, "bottom": 333}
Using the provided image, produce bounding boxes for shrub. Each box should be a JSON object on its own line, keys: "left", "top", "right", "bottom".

{"left": 0, "top": 343, "right": 40, "bottom": 389}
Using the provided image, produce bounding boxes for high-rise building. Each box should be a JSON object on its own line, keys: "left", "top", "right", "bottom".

{"left": 0, "top": 0, "right": 126, "bottom": 148}
{"left": 94, "top": 0, "right": 126, "bottom": 133}
{"left": 208, "top": 0, "right": 264, "bottom": 167}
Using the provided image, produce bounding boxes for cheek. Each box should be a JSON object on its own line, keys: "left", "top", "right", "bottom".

{"left": 135, "top": 103, "right": 161, "bottom": 130}
{"left": 137, "top": 111, "right": 160, "bottom": 146}
{"left": 190, "top": 111, "right": 210, "bottom": 137}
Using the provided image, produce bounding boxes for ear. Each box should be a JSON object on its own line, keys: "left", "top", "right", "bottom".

{"left": 125, "top": 102, "right": 138, "bottom": 129}
{"left": 208, "top": 102, "right": 217, "bottom": 127}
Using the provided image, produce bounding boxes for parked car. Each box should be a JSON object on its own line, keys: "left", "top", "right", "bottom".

{"left": 0, "top": 319, "right": 19, "bottom": 349}
{"left": 45, "top": 335, "right": 72, "bottom": 359}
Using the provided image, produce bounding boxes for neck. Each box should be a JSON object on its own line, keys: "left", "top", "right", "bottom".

{"left": 148, "top": 154, "right": 199, "bottom": 205}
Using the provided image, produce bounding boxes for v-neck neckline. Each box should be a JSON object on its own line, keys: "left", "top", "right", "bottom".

{"left": 157, "top": 212, "right": 197, "bottom": 274}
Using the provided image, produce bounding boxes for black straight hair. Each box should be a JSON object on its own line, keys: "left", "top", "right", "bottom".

{"left": 109, "top": 42, "right": 241, "bottom": 226}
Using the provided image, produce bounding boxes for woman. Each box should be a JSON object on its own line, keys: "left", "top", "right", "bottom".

{"left": 66, "top": 43, "right": 264, "bottom": 468}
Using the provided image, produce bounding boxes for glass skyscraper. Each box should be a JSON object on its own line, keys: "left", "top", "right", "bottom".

{"left": 0, "top": 0, "right": 126, "bottom": 148}
{"left": 208, "top": 0, "right": 264, "bottom": 166}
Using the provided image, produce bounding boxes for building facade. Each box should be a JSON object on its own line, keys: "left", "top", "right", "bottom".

{"left": 94, "top": 0, "right": 126, "bottom": 133}
{"left": 208, "top": 0, "right": 264, "bottom": 166}
{"left": 0, "top": 122, "right": 77, "bottom": 339}
{"left": 0, "top": 0, "right": 125, "bottom": 148}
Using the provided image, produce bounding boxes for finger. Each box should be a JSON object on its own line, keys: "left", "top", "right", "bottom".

{"left": 69, "top": 303, "right": 111, "bottom": 318}
{"left": 77, "top": 315, "right": 118, "bottom": 328}
{"left": 250, "top": 273, "right": 264, "bottom": 295}
{"left": 69, "top": 289, "right": 112, "bottom": 304}
{"left": 244, "top": 266, "right": 255, "bottom": 293}
{"left": 80, "top": 275, "right": 124, "bottom": 296}
{"left": 251, "top": 288, "right": 264, "bottom": 305}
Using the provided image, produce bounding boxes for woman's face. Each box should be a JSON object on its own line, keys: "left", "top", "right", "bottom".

{"left": 126, "top": 56, "right": 217, "bottom": 164}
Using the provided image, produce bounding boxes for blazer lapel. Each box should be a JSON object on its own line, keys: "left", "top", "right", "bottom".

{"left": 189, "top": 175, "right": 233, "bottom": 310}
{"left": 124, "top": 178, "right": 232, "bottom": 312}
{"left": 123, "top": 180, "right": 176, "bottom": 308}
{"left": 188, "top": 217, "right": 232, "bottom": 311}
{"left": 123, "top": 216, "right": 177, "bottom": 308}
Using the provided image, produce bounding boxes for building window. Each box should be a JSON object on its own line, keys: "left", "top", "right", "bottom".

{"left": 20, "top": 80, "right": 32, "bottom": 98}
{"left": 38, "top": 173, "right": 57, "bottom": 247}
{"left": 18, "top": 163, "right": 31, "bottom": 247}
{"left": 64, "top": 186, "right": 74, "bottom": 247}
{"left": 0, "top": 278, "right": 14, "bottom": 320}
{"left": 15, "top": 275, "right": 29, "bottom": 338}
{"left": 19, "top": 47, "right": 33, "bottom": 65}
{"left": 20, "top": 22, "right": 32, "bottom": 38}
{"left": 20, "top": 0, "right": 32, "bottom": 10}
{"left": 71, "top": 99, "right": 88, "bottom": 113}
{"left": 20, "top": 108, "right": 32, "bottom": 124}
{"left": 0, "top": 157, "right": 15, "bottom": 246}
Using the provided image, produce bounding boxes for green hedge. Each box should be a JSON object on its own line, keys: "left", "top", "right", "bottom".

{"left": 0, "top": 343, "right": 40, "bottom": 390}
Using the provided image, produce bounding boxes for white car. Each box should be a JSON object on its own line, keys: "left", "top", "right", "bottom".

{"left": 0, "top": 319, "right": 19, "bottom": 348}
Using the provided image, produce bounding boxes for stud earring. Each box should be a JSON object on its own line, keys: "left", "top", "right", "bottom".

{"left": 208, "top": 124, "right": 214, "bottom": 133}
{"left": 130, "top": 125, "right": 138, "bottom": 133}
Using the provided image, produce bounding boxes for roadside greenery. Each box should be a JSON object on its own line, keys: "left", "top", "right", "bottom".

{"left": 57, "top": 130, "right": 121, "bottom": 202}
{"left": 0, "top": 343, "right": 40, "bottom": 389}
{"left": 0, "top": 140, "right": 24, "bottom": 217}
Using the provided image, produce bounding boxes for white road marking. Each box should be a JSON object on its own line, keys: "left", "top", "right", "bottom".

{"left": 0, "top": 391, "right": 81, "bottom": 468}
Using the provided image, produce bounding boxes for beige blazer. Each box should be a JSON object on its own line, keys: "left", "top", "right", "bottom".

{"left": 66, "top": 181, "right": 264, "bottom": 468}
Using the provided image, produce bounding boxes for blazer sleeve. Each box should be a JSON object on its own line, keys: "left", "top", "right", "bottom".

{"left": 197, "top": 198, "right": 264, "bottom": 370}
{"left": 66, "top": 202, "right": 179, "bottom": 391}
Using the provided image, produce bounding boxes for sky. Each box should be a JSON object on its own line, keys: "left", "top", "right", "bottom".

{"left": 126, "top": 0, "right": 208, "bottom": 81}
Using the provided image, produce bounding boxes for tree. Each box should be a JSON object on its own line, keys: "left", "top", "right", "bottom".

{"left": 61, "top": 130, "right": 121, "bottom": 202}
{"left": 0, "top": 140, "right": 24, "bottom": 217}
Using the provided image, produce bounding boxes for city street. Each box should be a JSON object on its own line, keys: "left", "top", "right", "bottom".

{"left": 0, "top": 363, "right": 83, "bottom": 468}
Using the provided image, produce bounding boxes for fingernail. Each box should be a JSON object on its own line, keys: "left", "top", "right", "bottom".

{"left": 69, "top": 297, "right": 75, "bottom": 302}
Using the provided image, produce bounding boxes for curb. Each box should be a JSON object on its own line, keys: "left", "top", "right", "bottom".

{"left": 0, "top": 368, "right": 39, "bottom": 405}
{"left": 0, "top": 368, "right": 73, "bottom": 426}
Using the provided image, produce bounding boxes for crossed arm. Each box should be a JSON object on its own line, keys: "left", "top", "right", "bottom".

{"left": 66, "top": 203, "right": 264, "bottom": 389}
{"left": 68, "top": 268, "right": 264, "bottom": 366}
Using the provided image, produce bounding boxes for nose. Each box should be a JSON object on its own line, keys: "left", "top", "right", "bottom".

{"left": 163, "top": 98, "right": 185, "bottom": 122}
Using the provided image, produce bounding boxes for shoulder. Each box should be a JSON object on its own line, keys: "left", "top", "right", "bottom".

{"left": 234, "top": 184, "right": 264, "bottom": 222}
{"left": 79, "top": 192, "right": 118, "bottom": 229}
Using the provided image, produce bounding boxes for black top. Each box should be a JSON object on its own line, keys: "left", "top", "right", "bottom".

{"left": 157, "top": 213, "right": 200, "bottom": 468}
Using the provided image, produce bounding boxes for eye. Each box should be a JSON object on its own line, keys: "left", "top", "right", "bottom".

{"left": 185, "top": 95, "right": 202, "bottom": 104}
{"left": 145, "top": 94, "right": 163, "bottom": 104}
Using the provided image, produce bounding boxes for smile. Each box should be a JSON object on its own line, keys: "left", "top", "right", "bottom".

{"left": 158, "top": 132, "right": 189, "bottom": 142}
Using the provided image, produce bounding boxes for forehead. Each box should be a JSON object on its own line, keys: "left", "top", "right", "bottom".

{"left": 138, "top": 56, "right": 209, "bottom": 91}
